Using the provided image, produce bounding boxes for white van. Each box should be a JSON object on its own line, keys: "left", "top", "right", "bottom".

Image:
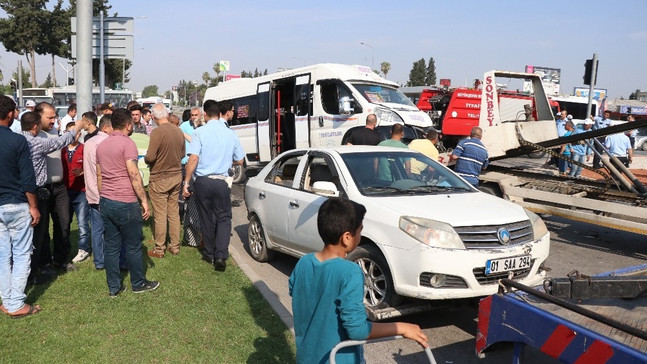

{"left": 203, "top": 63, "right": 433, "bottom": 182}
{"left": 137, "top": 96, "right": 164, "bottom": 110}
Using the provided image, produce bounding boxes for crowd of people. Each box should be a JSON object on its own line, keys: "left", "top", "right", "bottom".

{"left": 0, "top": 95, "right": 244, "bottom": 318}
{"left": 550, "top": 109, "right": 635, "bottom": 176}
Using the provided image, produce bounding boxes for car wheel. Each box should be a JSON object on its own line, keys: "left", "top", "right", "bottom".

{"left": 347, "top": 244, "right": 401, "bottom": 309}
{"left": 642, "top": 143, "right": 647, "bottom": 152}
{"left": 231, "top": 164, "right": 247, "bottom": 184}
{"left": 247, "top": 214, "right": 275, "bottom": 262}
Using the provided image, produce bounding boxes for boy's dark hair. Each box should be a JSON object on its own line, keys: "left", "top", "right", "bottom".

{"left": 0, "top": 95, "right": 16, "bottom": 120}
{"left": 82, "top": 111, "right": 98, "bottom": 125}
{"left": 128, "top": 103, "right": 142, "bottom": 112}
{"left": 317, "top": 197, "right": 366, "bottom": 245}
{"left": 203, "top": 99, "right": 220, "bottom": 118}
{"left": 141, "top": 107, "right": 151, "bottom": 116}
{"left": 217, "top": 100, "right": 233, "bottom": 115}
{"left": 111, "top": 108, "right": 131, "bottom": 130}
{"left": 21, "top": 111, "right": 40, "bottom": 131}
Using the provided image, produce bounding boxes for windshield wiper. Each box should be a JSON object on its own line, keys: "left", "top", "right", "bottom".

{"left": 363, "top": 186, "right": 405, "bottom": 194}
{"left": 405, "top": 185, "right": 473, "bottom": 193}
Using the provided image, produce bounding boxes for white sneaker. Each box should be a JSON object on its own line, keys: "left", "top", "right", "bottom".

{"left": 72, "top": 249, "right": 90, "bottom": 263}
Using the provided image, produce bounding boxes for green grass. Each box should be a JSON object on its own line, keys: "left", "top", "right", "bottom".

{"left": 1, "top": 217, "right": 296, "bottom": 363}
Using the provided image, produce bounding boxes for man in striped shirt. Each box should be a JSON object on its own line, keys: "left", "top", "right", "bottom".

{"left": 451, "top": 126, "right": 489, "bottom": 187}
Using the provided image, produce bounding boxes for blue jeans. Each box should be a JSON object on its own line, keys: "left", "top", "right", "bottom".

{"left": 69, "top": 190, "right": 90, "bottom": 253}
{"left": 569, "top": 152, "right": 586, "bottom": 177}
{"left": 558, "top": 154, "right": 571, "bottom": 174}
{"left": 0, "top": 203, "right": 33, "bottom": 313}
{"left": 89, "top": 204, "right": 105, "bottom": 269}
{"left": 100, "top": 198, "right": 146, "bottom": 294}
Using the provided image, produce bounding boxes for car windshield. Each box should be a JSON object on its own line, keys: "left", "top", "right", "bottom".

{"left": 352, "top": 83, "right": 416, "bottom": 107}
{"left": 340, "top": 151, "right": 475, "bottom": 195}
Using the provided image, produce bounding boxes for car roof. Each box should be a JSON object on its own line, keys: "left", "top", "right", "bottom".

{"left": 287, "top": 145, "right": 416, "bottom": 155}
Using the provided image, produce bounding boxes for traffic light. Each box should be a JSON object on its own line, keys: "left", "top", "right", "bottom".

{"left": 10, "top": 80, "right": 16, "bottom": 92}
{"left": 583, "top": 59, "right": 598, "bottom": 86}
{"left": 68, "top": 77, "right": 74, "bottom": 85}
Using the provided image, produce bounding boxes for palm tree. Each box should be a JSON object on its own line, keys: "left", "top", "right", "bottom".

{"left": 381, "top": 62, "right": 391, "bottom": 78}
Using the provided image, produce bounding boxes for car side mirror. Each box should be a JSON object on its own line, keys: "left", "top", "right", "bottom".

{"left": 312, "top": 181, "right": 339, "bottom": 197}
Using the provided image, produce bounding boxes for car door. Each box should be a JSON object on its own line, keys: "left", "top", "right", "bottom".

{"left": 254, "top": 151, "right": 306, "bottom": 249}
{"left": 286, "top": 151, "right": 346, "bottom": 253}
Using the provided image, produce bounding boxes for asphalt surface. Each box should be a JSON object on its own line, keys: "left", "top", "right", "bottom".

{"left": 227, "top": 157, "right": 647, "bottom": 363}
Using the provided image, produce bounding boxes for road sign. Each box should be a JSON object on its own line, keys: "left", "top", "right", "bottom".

{"left": 71, "top": 17, "right": 134, "bottom": 34}
{"left": 71, "top": 34, "right": 134, "bottom": 59}
{"left": 220, "top": 60, "right": 230, "bottom": 72}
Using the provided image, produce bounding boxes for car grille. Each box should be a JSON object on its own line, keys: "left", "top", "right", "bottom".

{"left": 419, "top": 273, "right": 468, "bottom": 289}
{"left": 454, "top": 220, "right": 533, "bottom": 248}
{"left": 472, "top": 261, "right": 534, "bottom": 285}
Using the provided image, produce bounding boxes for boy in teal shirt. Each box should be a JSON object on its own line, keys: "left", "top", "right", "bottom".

{"left": 289, "top": 198, "right": 427, "bottom": 363}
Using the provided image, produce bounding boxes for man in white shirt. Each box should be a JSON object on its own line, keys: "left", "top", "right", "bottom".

{"left": 59, "top": 104, "right": 77, "bottom": 131}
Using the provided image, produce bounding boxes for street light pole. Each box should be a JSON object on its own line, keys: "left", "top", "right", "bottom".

{"left": 360, "top": 42, "right": 374, "bottom": 70}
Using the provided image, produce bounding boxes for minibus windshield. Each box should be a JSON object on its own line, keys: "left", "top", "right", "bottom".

{"left": 352, "top": 83, "right": 416, "bottom": 107}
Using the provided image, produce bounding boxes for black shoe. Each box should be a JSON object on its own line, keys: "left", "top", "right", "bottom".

{"left": 201, "top": 255, "right": 215, "bottom": 265}
{"left": 214, "top": 258, "right": 226, "bottom": 272}
{"left": 109, "top": 285, "right": 126, "bottom": 298}
{"left": 132, "top": 280, "right": 160, "bottom": 294}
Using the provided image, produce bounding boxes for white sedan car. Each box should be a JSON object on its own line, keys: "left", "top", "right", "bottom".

{"left": 244, "top": 146, "right": 550, "bottom": 309}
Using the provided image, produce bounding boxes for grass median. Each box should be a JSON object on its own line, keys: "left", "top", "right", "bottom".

{"left": 0, "top": 217, "right": 296, "bottom": 363}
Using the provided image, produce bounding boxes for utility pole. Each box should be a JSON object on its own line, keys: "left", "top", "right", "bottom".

{"left": 76, "top": 0, "right": 92, "bottom": 114}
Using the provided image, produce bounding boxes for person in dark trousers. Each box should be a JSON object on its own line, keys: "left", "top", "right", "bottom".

{"left": 182, "top": 100, "right": 245, "bottom": 272}
{"left": 96, "top": 108, "right": 159, "bottom": 296}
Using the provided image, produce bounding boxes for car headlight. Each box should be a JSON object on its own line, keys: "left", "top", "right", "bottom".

{"left": 399, "top": 216, "right": 465, "bottom": 249}
{"left": 375, "top": 107, "right": 405, "bottom": 125}
{"left": 524, "top": 209, "right": 549, "bottom": 241}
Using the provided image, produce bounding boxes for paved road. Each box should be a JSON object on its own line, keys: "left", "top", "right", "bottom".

{"left": 228, "top": 180, "right": 646, "bottom": 363}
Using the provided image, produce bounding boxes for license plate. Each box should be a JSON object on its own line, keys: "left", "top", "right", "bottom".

{"left": 485, "top": 255, "right": 531, "bottom": 275}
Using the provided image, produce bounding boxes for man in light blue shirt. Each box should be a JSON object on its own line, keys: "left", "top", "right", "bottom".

{"left": 592, "top": 110, "right": 612, "bottom": 168}
{"left": 605, "top": 132, "right": 633, "bottom": 167}
{"left": 182, "top": 100, "right": 244, "bottom": 272}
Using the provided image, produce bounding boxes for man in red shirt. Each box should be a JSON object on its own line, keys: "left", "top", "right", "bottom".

{"left": 62, "top": 122, "right": 91, "bottom": 264}
{"left": 97, "top": 108, "right": 159, "bottom": 296}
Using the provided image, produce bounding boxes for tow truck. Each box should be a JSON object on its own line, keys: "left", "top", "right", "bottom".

{"left": 367, "top": 71, "right": 647, "bottom": 321}
{"left": 477, "top": 264, "right": 647, "bottom": 363}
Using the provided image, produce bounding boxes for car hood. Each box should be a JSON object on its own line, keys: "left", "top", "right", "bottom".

{"left": 366, "top": 191, "right": 528, "bottom": 227}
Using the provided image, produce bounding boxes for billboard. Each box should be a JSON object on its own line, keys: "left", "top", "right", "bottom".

{"left": 573, "top": 87, "right": 607, "bottom": 100}
{"left": 523, "top": 65, "right": 561, "bottom": 95}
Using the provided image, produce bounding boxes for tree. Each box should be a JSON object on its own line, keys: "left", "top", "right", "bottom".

{"left": 629, "top": 89, "right": 640, "bottom": 100}
{"left": 40, "top": 73, "right": 53, "bottom": 88}
{"left": 42, "top": 0, "right": 70, "bottom": 87}
{"left": 212, "top": 63, "right": 221, "bottom": 86}
{"left": 425, "top": 57, "right": 437, "bottom": 86}
{"left": 142, "top": 85, "right": 159, "bottom": 97}
{"left": 407, "top": 58, "right": 426, "bottom": 87}
{"left": 202, "top": 72, "right": 211, "bottom": 85}
{"left": 0, "top": 0, "right": 49, "bottom": 87}
{"left": 380, "top": 61, "right": 391, "bottom": 78}
{"left": 12, "top": 68, "right": 31, "bottom": 88}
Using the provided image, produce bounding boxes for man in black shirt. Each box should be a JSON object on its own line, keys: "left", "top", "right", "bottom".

{"left": 346, "top": 114, "right": 381, "bottom": 146}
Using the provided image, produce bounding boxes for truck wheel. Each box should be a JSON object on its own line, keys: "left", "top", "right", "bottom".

{"left": 527, "top": 150, "right": 547, "bottom": 159}
{"left": 347, "top": 244, "right": 402, "bottom": 309}
{"left": 642, "top": 143, "right": 647, "bottom": 152}
{"left": 478, "top": 183, "right": 503, "bottom": 198}
{"left": 247, "top": 214, "right": 275, "bottom": 262}
{"left": 231, "top": 164, "right": 247, "bottom": 184}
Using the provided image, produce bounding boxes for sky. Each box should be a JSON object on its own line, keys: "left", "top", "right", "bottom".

{"left": 1, "top": 0, "right": 647, "bottom": 99}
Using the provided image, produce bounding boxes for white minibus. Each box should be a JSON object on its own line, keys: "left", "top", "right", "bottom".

{"left": 203, "top": 63, "right": 432, "bottom": 182}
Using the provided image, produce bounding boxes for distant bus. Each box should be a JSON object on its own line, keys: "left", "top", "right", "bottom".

{"left": 51, "top": 86, "right": 135, "bottom": 109}
{"left": 17, "top": 88, "right": 54, "bottom": 106}
{"left": 137, "top": 97, "right": 164, "bottom": 110}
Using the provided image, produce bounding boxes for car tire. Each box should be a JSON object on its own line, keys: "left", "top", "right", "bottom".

{"left": 642, "top": 143, "right": 647, "bottom": 152}
{"left": 231, "top": 164, "right": 247, "bottom": 184}
{"left": 527, "top": 150, "right": 546, "bottom": 159}
{"left": 347, "top": 244, "right": 401, "bottom": 309}
{"left": 247, "top": 214, "right": 275, "bottom": 262}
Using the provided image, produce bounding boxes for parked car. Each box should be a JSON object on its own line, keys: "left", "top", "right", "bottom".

{"left": 634, "top": 127, "right": 647, "bottom": 151}
{"left": 244, "top": 146, "right": 550, "bottom": 309}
